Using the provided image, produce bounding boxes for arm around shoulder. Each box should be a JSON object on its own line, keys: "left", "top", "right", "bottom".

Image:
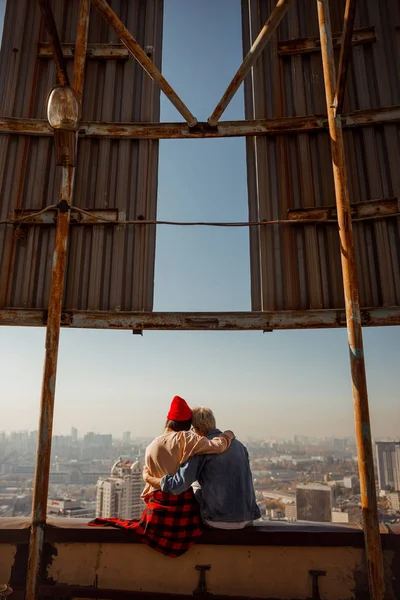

{"left": 191, "top": 430, "right": 235, "bottom": 456}
{"left": 160, "top": 457, "right": 200, "bottom": 495}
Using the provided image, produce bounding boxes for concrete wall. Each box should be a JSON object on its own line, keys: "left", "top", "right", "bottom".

{"left": 0, "top": 541, "right": 379, "bottom": 600}
{"left": 0, "top": 526, "right": 399, "bottom": 599}
{"left": 0, "top": 544, "right": 16, "bottom": 586}
{"left": 46, "top": 543, "right": 367, "bottom": 599}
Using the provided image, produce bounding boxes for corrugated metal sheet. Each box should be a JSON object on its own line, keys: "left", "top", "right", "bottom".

{"left": 0, "top": 0, "right": 162, "bottom": 312}
{"left": 243, "top": 0, "right": 400, "bottom": 311}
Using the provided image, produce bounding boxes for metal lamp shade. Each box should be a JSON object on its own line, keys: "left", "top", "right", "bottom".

{"left": 47, "top": 85, "right": 81, "bottom": 131}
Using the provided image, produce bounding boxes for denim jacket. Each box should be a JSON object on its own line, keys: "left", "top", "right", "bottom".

{"left": 160, "top": 428, "right": 261, "bottom": 523}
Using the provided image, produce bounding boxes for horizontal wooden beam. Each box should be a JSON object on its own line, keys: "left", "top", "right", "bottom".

{"left": 0, "top": 106, "right": 398, "bottom": 139}
{"left": 5, "top": 197, "right": 397, "bottom": 227}
{"left": 38, "top": 42, "right": 129, "bottom": 60}
{"left": 288, "top": 197, "right": 400, "bottom": 221}
{"left": 13, "top": 207, "right": 124, "bottom": 224}
{"left": 278, "top": 26, "right": 375, "bottom": 56}
{"left": 0, "top": 308, "right": 399, "bottom": 330}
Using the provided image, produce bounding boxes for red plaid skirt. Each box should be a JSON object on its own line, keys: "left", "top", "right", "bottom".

{"left": 88, "top": 489, "right": 203, "bottom": 557}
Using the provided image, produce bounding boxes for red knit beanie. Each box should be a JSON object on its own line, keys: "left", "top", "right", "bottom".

{"left": 167, "top": 396, "right": 192, "bottom": 421}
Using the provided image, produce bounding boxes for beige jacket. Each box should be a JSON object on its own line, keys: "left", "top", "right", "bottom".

{"left": 142, "top": 429, "right": 232, "bottom": 502}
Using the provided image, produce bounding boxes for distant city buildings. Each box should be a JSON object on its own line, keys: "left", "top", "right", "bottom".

{"left": 296, "top": 484, "right": 333, "bottom": 523}
{"left": 96, "top": 459, "right": 145, "bottom": 519}
{"left": 333, "top": 438, "right": 349, "bottom": 451}
{"left": 331, "top": 508, "right": 362, "bottom": 524}
{"left": 47, "top": 497, "right": 95, "bottom": 519}
{"left": 294, "top": 435, "right": 309, "bottom": 445}
{"left": 343, "top": 475, "right": 358, "bottom": 490}
{"left": 122, "top": 431, "right": 131, "bottom": 444}
{"left": 375, "top": 442, "right": 400, "bottom": 491}
{"left": 388, "top": 492, "right": 400, "bottom": 512}
{"left": 0, "top": 429, "right": 150, "bottom": 518}
{"left": 0, "top": 429, "right": 398, "bottom": 525}
{"left": 83, "top": 433, "right": 113, "bottom": 459}
{"left": 285, "top": 502, "right": 296, "bottom": 521}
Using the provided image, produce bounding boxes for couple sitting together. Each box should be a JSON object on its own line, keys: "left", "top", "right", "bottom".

{"left": 90, "top": 395, "right": 260, "bottom": 556}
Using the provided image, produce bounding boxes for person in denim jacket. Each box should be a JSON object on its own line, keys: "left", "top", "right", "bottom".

{"left": 158, "top": 407, "right": 261, "bottom": 529}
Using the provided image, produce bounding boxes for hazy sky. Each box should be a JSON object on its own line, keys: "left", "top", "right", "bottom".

{"left": 0, "top": 1, "right": 399, "bottom": 440}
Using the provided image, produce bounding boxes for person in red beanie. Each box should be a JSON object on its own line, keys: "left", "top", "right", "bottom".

{"left": 89, "top": 396, "right": 234, "bottom": 558}
{"left": 142, "top": 395, "right": 234, "bottom": 502}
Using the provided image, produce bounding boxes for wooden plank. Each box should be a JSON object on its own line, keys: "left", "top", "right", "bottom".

{"left": 38, "top": 43, "right": 129, "bottom": 60}
{"left": 278, "top": 26, "right": 375, "bottom": 56}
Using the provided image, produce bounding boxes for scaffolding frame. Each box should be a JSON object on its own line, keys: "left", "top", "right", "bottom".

{"left": 0, "top": 1, "right": 389, "bottom": 598}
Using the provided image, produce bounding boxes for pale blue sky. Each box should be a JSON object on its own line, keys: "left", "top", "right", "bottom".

{"left": 0, "top": 1, "right": 398, "bottom": 440}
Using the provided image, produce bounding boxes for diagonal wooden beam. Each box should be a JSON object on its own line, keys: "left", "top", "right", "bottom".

{"left": 208, "top": 0, "right": 293, "bottom": 126}
{"left": 37, "top": 0, "right": 70, "bottom": 86}
{"left": 72, "top": 0, "right": 91, "bottom": 101}
{"left": 334, "top": 0, "right": 358, "bottom": 115}
{"left": 91, "top": 0, "right": 197, "bottom": 127}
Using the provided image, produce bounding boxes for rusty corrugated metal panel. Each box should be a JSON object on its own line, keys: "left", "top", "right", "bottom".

{"left": 243, "top": 0, "right": 400, "bottom": 311}
{"left": 0, "top": 0, "right": 162, "bottom": 312}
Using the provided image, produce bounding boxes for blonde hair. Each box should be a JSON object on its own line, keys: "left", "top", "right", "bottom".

{"left": 192, "top": 407, "right": 216, "bottom": 434}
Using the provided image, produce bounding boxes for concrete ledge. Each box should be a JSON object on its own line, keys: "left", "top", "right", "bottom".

{"left": 0, "top": 520, "right": 399, "bottom": 549}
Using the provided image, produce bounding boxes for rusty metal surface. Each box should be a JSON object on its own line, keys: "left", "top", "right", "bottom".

{"left": 317, "top": 1, "right": 384, "bottom": 599}
{"left": 208, "top": 0, "right": 293, "bottom": 126}
{"left": 26, "top": 187, "right": 71, "bottom": 600}
{"left": 1, "top": 307, "right": 400, "bottom": 330}
{"left": 334, "top": 0, "right": 358, "bottom": 115}
{"left": 12, "top": 206, "right": 122, "bottom": 224}
{"left": 72, "top": 0, "right": 91, "bottom": 101}
{"left": 37, "top": 0, "right": 70, "bottom": 86}
{"left": 277, "top": 25, "right": 375, "bottom": 55}
{"left": 92, "top": 0, "right": 196, "bottom": 127}
{"left": 38, "top": 43, "right": 129, "bottom": 60}
{"left": 26, "top": 9, "right": 92, "bottom": 598}
{"left": 243, "top": 0, "right": 400, "bottom": 313}
{"left": 287, "top": 197, "right": 400, "bottom": 221}
{"left": 26, "top": 6, "right": 92, "bottom": 595}
{"left": 25, "top": 525, "right": 44, "bottom": 600}
{"left": 31, "top": 208, "right": 70, "bottom": 530}
{"left": 1, "top": 104, "right": 400, "bottom": 140}
{"left": 0, "top": 0, "right": 162, "bottom": 314}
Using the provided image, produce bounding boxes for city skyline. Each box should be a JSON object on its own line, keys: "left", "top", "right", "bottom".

{"left": 1, "top": 426, "right": 400, "bottom": 445}
{"left": 0, "top": 0, "right": 399, "bottom": 441}
{"left": 2, "top": 421, "right": 398, "bottom": 527}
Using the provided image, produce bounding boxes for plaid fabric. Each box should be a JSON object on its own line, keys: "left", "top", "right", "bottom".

{"left": 88, "top": 489, "right": 203, "bottom": 557}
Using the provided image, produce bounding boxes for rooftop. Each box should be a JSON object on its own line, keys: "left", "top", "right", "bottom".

{"left": 0, "top": 518, "right": 399, "bottom": 599}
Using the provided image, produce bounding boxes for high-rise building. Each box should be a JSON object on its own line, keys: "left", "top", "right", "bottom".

{"left": 333, "top": 438, "right": 349, "bottom": 451}
{"left": 294, "top": 435, "right": 308, "bottom": 445}
{"left": 83, "top": 433, "right": 113, "bottom": 459}
{"left": 387, "top": 492, "right": 400, "bottom": 512}
{"left": 84, "top": 433, "right": 112, "bottom": 447}
{"left": 96, "top": 459, "right": 145, "bottom": 519}
{"left": 71, "top": 427, "right": 78, "bottom": 442}
{"left": 343, "top": 476, "right": 358, "bottom": 490}
{"left": 375, "top": 442, "right": 400, "bottom": 491}
{"left": 285, "top": 502, "right": 297, "bottom": 521}
{"left": 122, "top": 431, "right": 131, "bottom": 444}
{"left": 296, "top": 484, "right": 333, "bottom": 523}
